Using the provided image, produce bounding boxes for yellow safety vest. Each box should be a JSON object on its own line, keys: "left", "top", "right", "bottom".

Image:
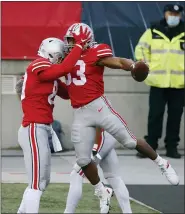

{"left": 135, "top": 28, "right": 185, "bottom": 88}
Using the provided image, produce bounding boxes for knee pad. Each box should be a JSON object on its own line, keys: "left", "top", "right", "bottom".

{"left": 73, "top": 163, "right": 82, "bottom": 173}
{"left": 124, "top": 139, "right": 137, "bottom": 149}
{"left": 77, "top": 157, "right": 91, "bottom": 168}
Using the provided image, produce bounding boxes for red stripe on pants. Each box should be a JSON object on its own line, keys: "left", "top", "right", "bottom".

{"left": 102, "top": 96, "right": 137, "bottom": 140}
{"left": 30, "top": 123, "right": 39, "bottom": 190}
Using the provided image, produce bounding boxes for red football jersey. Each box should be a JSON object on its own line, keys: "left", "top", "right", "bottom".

{"left": 21, "top": 57, "right": 69, "bottom": 127}
{"left": 65, "top": 44, "right": 113, "bottom": 107}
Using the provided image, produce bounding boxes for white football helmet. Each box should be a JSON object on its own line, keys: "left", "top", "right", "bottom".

{"left": 38, "top": 37, "right": 65, "bottom": 64}
{"left": 64, "top": 23, "right": 95, "bottom": 53}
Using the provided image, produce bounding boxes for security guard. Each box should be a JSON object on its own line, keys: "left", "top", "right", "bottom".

{"left": 135, "top": 4, "right": 184, "bottom": 158}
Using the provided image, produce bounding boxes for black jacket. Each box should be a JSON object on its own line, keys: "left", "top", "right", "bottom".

{"left": 150, "top": 19, "right": 185, "bottom": 40}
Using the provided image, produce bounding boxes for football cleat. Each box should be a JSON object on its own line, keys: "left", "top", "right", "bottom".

{"left": 105, "top": 185, "right": 114, "bottom": 197}
{"left": 159, "top": 159, "right": 180, "bottom": 185}
{"left": 95, "top": 187, "right": 112, "bottom": 213}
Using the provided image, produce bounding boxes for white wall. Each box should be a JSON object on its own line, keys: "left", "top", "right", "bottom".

{"left": 1, "top": 60, "right": 184, "bottom": 149}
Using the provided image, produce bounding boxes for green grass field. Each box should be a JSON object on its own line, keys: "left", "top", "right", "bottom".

{"left": 2, "top": 183, "right": 160, "bottom": 213}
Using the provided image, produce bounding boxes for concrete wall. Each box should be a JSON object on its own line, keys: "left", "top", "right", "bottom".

{"left": 1, "top": 60, "right": 184, "bottom": 149}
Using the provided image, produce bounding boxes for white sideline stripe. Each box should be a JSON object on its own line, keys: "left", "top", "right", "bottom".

{"left": 130, "top": 197, "right": 162, "bottom": 213}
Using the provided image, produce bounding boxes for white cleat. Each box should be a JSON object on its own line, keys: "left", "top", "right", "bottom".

{"left": 95, "top": 187, "right": 112, "bottom": 213}
{"left": 105, "top": 186, "right": 114, "bottom": 197}
{"left": 159, "top": 159, "right": 180, "bottom": 185}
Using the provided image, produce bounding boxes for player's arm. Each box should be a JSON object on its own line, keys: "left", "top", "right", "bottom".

{"left": 37, "top": 44, "right": 83, "bottom": 82}
{"left": 95, "top": 127, "right": 102, "bottom": 146}
{"left": 15, "top": 76, "right": 24, "bottom": 99}
{"left": 57, "top": 79, "right": 70, "bottom": 100}
{"left": 92, "top": 127, "right": 102, "bottom": 156}
{"left": 93, "top": 44, "right": 134, "bottom": 71}
{"left": 96, "top": 57, "right": 135, "bottom": 71}
{"left": 36, "top": 26, "right": 91, "bottom": 82}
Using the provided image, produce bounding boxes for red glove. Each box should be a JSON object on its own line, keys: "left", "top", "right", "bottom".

{"left": 72, "top": 26, "right": 91, "bottom": 49}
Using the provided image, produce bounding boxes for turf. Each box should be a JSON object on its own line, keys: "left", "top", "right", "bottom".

{"left": 1, "top": 183, "right": 160, "bottom": 213}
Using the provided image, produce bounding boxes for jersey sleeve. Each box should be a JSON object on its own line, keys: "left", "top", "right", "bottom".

{"left": 57, "top": 79, "right": 70, "bottom": 100}
{"left": 36, "top": 45, "right": 83, "bottom": 82}
{"left": 92, "top": 44, "right": 113, "bottom": 63}
{"left": 31, "top": 60, "right": 52, "bottom": 75}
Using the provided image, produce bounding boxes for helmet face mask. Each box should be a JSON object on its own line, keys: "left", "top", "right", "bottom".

{"left": 64, "top": 37, "right": 76, "bottom": 53}
{"left": 38, "top": 38, "right": 65, "bottom": 64}
{"left": 64, "top": 23, "right": 96, "bottom": 53}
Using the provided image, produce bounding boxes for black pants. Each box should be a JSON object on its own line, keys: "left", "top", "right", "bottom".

{"left": 145, "top": 87, "right": 184, "bottom": 151}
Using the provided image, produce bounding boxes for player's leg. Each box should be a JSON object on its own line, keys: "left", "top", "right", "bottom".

{"left": 18, "top": 125, "right": 42, "bottom": 213}
{"left": 17, "top": 187, "right": 29, "bottom": 213}
{"left": 99, "top": 148, "right": 132, "bottom": 213}
{"left": 71, "top": 117, "right": 98, "bottom": 184}
{"left": 65, "top": 130, "right": 114, "bottom": 213}
{"left": 18, "top": 123, "right": 51, "bottom": 213}
{"left": 64, "top": 164, "right": 84, "bottom": 213}
{"left": 96, "top": 130, "right": 116, "bottom": 160}
{"left": 71, "top": 108, "right": 111, "bottom": 213}
{"left": 99, "top": 95, "right": 179, "bottom": 185}
{"left": 93, "top": 131, "right": 132, "bottom": 213}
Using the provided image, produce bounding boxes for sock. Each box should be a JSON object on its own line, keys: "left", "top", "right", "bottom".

{"left": 17, "top": 187, "right": 29, "bottom": 213}
{"left": 94, "top": 181, "right": 105, "bottom": 191}
{"left": 94, "top": 181, "right": 108, "bottom": 198}
{"left": 24, "top": 188, "right": 43, "bottom": 213}
{"left": 64, "top": 169, "right": 83, "bottom": 213}
{"left": 107, "top": 177, "right": 132, "bottom": 213}
{"left": 154, "top": 154, "right": 164, "bottom": 165}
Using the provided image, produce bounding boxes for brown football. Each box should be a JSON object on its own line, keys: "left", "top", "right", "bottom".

{"left": 131, "top": 61, "right": 149, "bottom": 82}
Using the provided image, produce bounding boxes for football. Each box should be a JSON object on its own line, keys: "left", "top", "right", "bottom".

{"left": 131, "top": 61, "right": 149, "bottom": 82}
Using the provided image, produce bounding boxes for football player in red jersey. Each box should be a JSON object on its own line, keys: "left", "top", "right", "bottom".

{"left": 64, "top": 23, "right": 179, "bottom": 213}
{"left": 17, "top": 26, "right": 91, "bottom": 213}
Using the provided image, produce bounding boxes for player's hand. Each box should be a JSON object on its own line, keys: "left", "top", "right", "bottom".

{"left": 124, "top": 59, "right": 135, "bottom": 71}
{"left": 130, "top": 60, "right": 149, "bottom": 71}
{"left": 15, "top": 78, "right": 24, "bottom": 95}
{"left": 72, "top": 26, "right": 91, "bottom": 49}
